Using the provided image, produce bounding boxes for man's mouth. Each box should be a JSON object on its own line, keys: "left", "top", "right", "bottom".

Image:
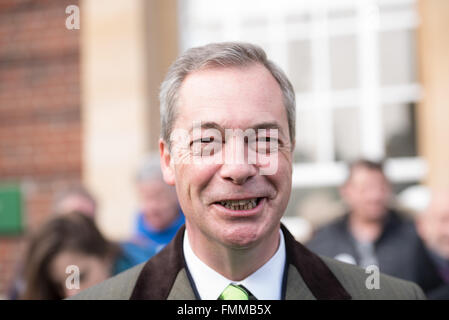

{"left": 214, "top": 198, "right": 263, "bottom": 211}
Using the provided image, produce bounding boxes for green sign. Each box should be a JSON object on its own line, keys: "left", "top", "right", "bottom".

{"left": 0, "top": 184, "right": 23, "bottom": 234}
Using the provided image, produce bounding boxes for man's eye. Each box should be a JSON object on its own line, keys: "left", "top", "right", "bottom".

{"left": 201, "top": 137, "right": 214, "bottom": 143}
{"left": 256, "top": 137, "right": 278, "bottom": 145}
{"left": 190, "top": 137, "right": 214, "bottom": 146}
{"left": 190, "top": 136, "right": 221, "bottom": 157}
{"left": 250, "top": 137, "right": 279, "bottom": 153}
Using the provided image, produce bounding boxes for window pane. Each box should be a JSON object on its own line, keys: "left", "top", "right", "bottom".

{"left": 333, "top": 107, "right": 360, "bottom": 161}
{"left": 383, "top": 103, "right": 417, "bottom": 158}
{"left": 240, "top": 18, "right": 268, "bottom": 42}
{"left": 378, "top": 1, "right": 415, "bottom": 14}
{"left": 288, "top": 40, "right": 312, "bottom": 93}
{"left": 329, "top": 35, "right": 358, "bottom": 90}
{"left": 327, "top": 7, "right": 357, "bottom": 35}
{"left": 295, "top": 109, "right": 318, "bottom": 163}
{"left": 379, "top": 30, "right": 417, "bottom": 86}
{"left": 328, "top": 7, "right": 356, "bottom": 20}
{"left": 285, "top": 13, "right": 311, "bottom": 24}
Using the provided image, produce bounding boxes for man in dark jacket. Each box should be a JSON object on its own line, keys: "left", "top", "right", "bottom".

{"left": 307, "top": 160, "right": 420, "bottom": 281}
{"left": 414, "top": 190, "right": 449, "bottom": 299}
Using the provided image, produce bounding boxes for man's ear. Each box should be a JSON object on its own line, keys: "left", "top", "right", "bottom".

{"left": 159, "top": 138, "right": 175, "bottom": 186}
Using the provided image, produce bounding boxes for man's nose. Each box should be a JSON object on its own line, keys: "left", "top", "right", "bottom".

{"left": 219, "top": 134, "right": 258, "bottom": 184}
{"left": 219, "top": 162, "right": 258, "bottom": 185}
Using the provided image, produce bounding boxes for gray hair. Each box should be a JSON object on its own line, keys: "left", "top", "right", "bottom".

{"left": 136, "top": 153, "right": 163, "bottom": 183}
{"left": 159, "top": 42, "right": 296, "bottom": 149}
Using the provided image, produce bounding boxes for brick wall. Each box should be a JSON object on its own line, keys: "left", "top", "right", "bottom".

{"left": 0, "top": 0, "right": 81, "bottom": 298}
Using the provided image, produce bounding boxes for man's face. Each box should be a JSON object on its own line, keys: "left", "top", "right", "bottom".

{"left": 160, "top": 64, "right": 293, "bottom": 249}
{"left": 419, "top": 195, "right": 449, "bottom": 259}
{"left": 341, "top": 167, "right": 391, "bottom": 221}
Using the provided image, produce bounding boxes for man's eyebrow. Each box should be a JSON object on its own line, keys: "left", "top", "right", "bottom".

{"left": 188, "top": 121, "right": 286, "bottom": 138}
{"left": 189, "top": 121, "right": 224, "bottom": 134}
{"left": 252, "top": 122, "right": 286, "bottom": 138}
{"left": 252, "top": 122, "right": 281, "bottom": 131}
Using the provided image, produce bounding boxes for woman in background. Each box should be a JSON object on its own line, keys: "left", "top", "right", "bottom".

{"left": 21, "top": 212, "right": 122, "bottom": 299}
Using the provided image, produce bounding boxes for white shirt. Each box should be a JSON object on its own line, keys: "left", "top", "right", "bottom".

{"left": 183, "top": 229, "right": 286, "bottom": 300}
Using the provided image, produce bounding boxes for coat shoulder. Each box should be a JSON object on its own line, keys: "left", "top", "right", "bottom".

{"left": 320, "top": 256, "right": 426, "bottom": 300}
{"left": 68, "top": 263, "right": 145, "bottom": 300}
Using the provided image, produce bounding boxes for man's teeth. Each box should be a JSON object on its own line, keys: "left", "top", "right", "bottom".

{"left": 219, "top": 199, "right": 258, "bottom": 210}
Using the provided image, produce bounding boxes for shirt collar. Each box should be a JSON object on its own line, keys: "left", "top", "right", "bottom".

{"left": 183, "top": 229, "right": 286, "bottom": 300}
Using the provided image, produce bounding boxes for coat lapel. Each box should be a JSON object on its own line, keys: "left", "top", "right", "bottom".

{"left": 166, "top": 269, "right": 197, "bottom": 300}
{"left": 284, "top": 264, "right": 316, "bottom": 299}
{"left": 130, "top": 225, "right": 187, "bottom": 300}
{"left": 130, "top": 224, "right": 351, "bottom": 300}
{"left": 282, "top": 225, "right": 351, "bottom": 300}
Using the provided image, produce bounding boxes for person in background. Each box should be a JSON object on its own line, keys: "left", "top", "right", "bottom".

{"left": 21, "top": 212, "right": 125, "bottom": 299}
{"left": 116, "top": 154, "right": 185, "bottom": 268}
{"left": 52, "top": 185, "right": 98, "bottom": 219}
{"left": 7, "top": 184, "right": 99, "bottom": 299}
{"left": 52, "top": 184, "right": 157, "bottom": 270}
{"left": 133, "top": 153, "right": 185, "bottom": 252}
{"left": 10, "top": 183, "right": 156, "bottom": 299}
{"left": 414, "top": 190, "right": 449, "bottom": 299}
{"left": 307, "top": 159, "right": 419, "bottom": 281}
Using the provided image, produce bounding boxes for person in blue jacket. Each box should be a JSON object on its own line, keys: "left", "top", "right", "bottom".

{"left": 121, "top": 153, "right": 184, "bottom": 267}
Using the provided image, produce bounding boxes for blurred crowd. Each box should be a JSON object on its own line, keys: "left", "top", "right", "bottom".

{"left": 7, "top": 153, "right": 184, "bottom": 299}
{"left": 307, "top": 160, "right": 449, "bottom": 299}
{"left": 6, "top": 157, "right": 449, "bottom": 299}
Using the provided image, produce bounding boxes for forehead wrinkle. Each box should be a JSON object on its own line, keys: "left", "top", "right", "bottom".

{"left": 189, "top": 121, "right": 224, "bottom": 134}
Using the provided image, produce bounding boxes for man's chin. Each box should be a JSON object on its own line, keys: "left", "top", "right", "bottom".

{"left": 223, "top": 239, "right": 259, "bottom": 250}
{"left": 218, "top": 225, "right": 264, "bottom": 249}
{"left": 364, "top": 210, "right": 388, "bottom": 222}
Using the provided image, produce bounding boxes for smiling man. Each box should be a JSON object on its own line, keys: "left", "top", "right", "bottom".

{"left": 71, "top": 42, "right": 425, "bottom": 300}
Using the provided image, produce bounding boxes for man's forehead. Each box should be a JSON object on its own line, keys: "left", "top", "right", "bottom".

{"left": 350, "top": 167, "right": 387, "bottom": 184}
{"left": 178, "top": 64, "right": 283, "bottom": 104}
{"left": 173, "top": 64, "right": 289, "bottom": 140}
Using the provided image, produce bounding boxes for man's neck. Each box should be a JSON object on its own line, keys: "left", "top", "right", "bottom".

{"left": 349, "top": 214, "right": 384, "bottom": 243}
{"left": 185, "top": 224, "right": 281, "bottom": 281}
